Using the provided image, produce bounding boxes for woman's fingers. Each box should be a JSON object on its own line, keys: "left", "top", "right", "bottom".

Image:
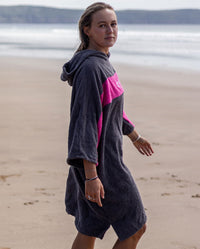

{"left": 142, "top": 146, "right": 153, "bottom": 156}
{"left": 85, "top": 179, "right": 105, "bottom": 207}
{"left": 141, "top": 145, "right": 152, "bottom": 156}
{"left": 96, "top": 194, "right": 103, "bottom": 207}
{"left": 100, "top": 184, "right": 105, "bottom": 199}
{"left": 134, "top": 138, "right": 154, "bottom": 156}
{"left": 86, "top": 192, "right": 103, "bottom": 207}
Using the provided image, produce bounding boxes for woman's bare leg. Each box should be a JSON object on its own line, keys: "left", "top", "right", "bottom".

{"left": 112, "top": 224, "right": 146, "bottom": 249}
{"left": 71, "top": 232, "right": 96, "bottom": 249}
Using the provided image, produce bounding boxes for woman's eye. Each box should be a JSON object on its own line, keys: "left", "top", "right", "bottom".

{"left": 99, "top": 23, "right": 117, "bottom": 28}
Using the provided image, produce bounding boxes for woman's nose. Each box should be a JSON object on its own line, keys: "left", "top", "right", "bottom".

{"left": 106, "top": 25, "right": 113, "bottom": 33}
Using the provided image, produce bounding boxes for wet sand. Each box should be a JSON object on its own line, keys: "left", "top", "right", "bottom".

{"left": 0, "top": 57, "right": 200, "bottom": 249}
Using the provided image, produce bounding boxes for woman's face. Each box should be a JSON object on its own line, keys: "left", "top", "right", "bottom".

{"left": 84, "top": 8, "right": 118, "bottom": 54}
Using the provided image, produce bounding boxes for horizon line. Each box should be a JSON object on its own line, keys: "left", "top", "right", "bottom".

{"left": 0, "top": 4, "right": 199, "bottom": 11}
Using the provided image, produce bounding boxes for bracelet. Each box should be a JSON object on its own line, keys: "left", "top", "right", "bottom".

{"left": 132, "top": 134, "right": 141, "bottom": 144}
{"left": 85, "top": 176, "right": 98, "bottom": 182}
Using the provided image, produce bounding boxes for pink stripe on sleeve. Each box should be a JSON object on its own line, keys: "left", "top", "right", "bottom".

{"left": 123, "top": 111, "right": 135, "bottom": 127}
{"left": 97, "top": 72, "right": 124, "bottom": 148}
{"left": 97, "top": 112, "right": 103, "bottom": 148}
{"left": 102, "top": 73, "right": 124, "bottom": 107}
{"left": 97, "top": 73, "right": 125, "bottom": 150}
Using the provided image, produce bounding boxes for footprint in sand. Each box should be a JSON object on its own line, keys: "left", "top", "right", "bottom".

{"left": 161, "top": 193, "right": 171, "bottom": 196}
{"left": 171, "top": 241, "right": 197, "bottom": 249}
{"left": 0, "top": 174, "right": 21, "bottom": 182}
{"left": 35, "top": 188, "right": 46, "bottom": 191}
{"left": 137, "top": 177, "right": 148, "bottom": 181}
{"left": 152, "top": 142, "right": 160, "bottom": 146}
{"left": 178, "top": 184, "right": 188, "bottom": 188}
{"left": 150, "top": 177, "right": 160, "bottom": 180}
{"left": 149, "top": 162, "right": 161, "bottom": 166}
{"left": 41, "top": 192, "right": 55, "bottom": 196}
{"left": 35, "top": 188, "right": 55, "bottom": 196}
{"left": 191, "top": 194, "right": 200, "bottom": 198}
{"left": 24, "top": 200, "right": 39, "bottom": 205}
{"left": 0, "top": 247, "right": 11, "bottom": 249}
{"left": 175, "top": 179, "right": 183, "bottom": 183}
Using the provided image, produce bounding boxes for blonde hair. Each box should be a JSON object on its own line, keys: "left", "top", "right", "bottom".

{"left": 76, "top": 2, "right": 114, "bottom": 52}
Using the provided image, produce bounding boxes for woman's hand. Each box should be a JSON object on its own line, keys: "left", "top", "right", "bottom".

{"left": 85, "top": 178, "right": 105, "bottom": 207}
{"left": 133, "top": 136, "right": 154, "bottom": 156}
{"left": 83, "top": 159, "right": 105, "bottom": 207}
{"left": 128, "top": 130, "right": 154, "bottom": 156}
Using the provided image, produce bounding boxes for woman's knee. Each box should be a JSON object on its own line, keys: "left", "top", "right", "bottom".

{"left": 141, "top": 223, "right": 147, "bottom": 234}
{"left": 132, "top": 223, "right": 147, "bottom": 240}
{"left": 72, "top": 232, "right": 96, "bottom": 249}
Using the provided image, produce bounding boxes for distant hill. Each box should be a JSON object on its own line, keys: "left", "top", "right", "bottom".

{"left": 0, "top": 5, "right": 200, "bottom": 24}
{"left": 0, "top": 6, "right": 82, "bottom": 23}
{"left": 117, "top": 9, "right": 200, "bottom": 24}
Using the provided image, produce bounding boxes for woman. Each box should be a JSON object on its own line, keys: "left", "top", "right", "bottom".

{"left": 61, "top": 2, "right": 154, "bottom": 249}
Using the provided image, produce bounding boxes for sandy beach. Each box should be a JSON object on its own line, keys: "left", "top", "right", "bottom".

{"left": 0, "top": 56, "right": 200, "bottom": 249}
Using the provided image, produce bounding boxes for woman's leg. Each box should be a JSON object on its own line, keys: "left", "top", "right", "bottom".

{"left": 112, "top": 224, "right": 146, "bottom": 249}
{"left": 71, "top": 232, "right": 96, "bottom": 249}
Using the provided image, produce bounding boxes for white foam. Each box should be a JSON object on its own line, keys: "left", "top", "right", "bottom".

{"left": 0, "top": 24, "right": 200, "bottom": 72}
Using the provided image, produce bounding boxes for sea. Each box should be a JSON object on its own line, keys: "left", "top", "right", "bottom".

{"left": 0, "top": 23, "right": 200, "bottom": 72}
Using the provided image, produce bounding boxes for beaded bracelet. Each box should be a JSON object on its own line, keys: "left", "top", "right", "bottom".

{"left": 85, "top": 176, "right": 98, "bottom": 182}
{"left": 133, "top": 134, "right": 141, "bottom": 144}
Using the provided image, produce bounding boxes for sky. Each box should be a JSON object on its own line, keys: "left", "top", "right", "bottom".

{"left": 0, "top": 0, "right": 200, "bottom": 10}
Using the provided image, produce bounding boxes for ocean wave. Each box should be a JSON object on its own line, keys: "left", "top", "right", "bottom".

{"left": 0, "top": 24, "right": 199, "bottom": 71}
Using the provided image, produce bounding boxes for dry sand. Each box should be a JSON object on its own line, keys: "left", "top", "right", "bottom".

{"left": 0, "top": 57, "right": 200, "bottom": 249}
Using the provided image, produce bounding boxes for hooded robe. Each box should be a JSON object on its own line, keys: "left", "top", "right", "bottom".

{"left": 61, "top": 50, "right": 146, "bottom": 240}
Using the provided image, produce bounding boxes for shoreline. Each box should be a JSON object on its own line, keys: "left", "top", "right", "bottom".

{"left": 0, "top": 56, "right": 200, "bottom": 249}
{"left": 1, "top": 55, "right": 200, "bottom": 86}
{"left": 2, "top": 54, "right": 200, "bottom": 74}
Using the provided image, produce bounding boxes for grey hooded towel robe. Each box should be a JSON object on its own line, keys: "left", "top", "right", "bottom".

{"left": 61, "top": 50, "right": 146, "bottom": 241}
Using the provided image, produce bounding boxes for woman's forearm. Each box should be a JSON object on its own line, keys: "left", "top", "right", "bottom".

{"left": 127, "top": 129, "right": 140, "bottom": 143}
{"left": 83, "top": 159, "right": 98, "bottom": 179}
{"left": 83, "top": 159, "right": 104, "bottom": 207}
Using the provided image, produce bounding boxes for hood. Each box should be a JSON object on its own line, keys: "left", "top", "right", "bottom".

{"left": 60, "top": 50, "right": 109, "bottom": 86}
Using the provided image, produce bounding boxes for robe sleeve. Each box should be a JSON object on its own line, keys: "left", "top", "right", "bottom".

{"left": 67, "top": 65, "right": 102, "bottom": 168}
{"left": 122, "top": 111, "right": 135, "bottom": 135}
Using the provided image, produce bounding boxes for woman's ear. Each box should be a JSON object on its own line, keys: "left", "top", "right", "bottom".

{"left": 83, "top": 26, "right": 90, "bottom": 37}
